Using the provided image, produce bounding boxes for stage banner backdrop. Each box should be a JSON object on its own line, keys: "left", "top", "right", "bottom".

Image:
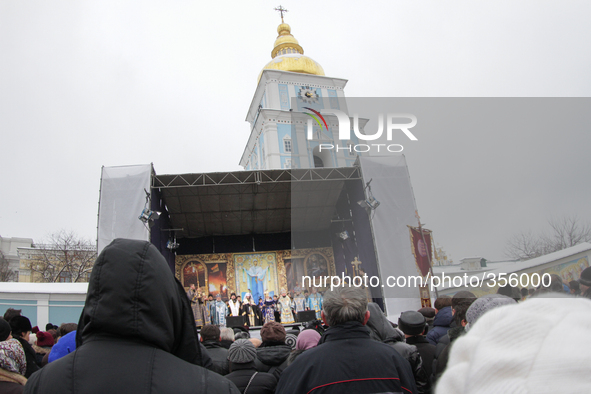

{"left": 176, "top": 248, "right": 335, "bottom": 301}
{"left": 97, "top": 164, "right": 152, "bottom": 254}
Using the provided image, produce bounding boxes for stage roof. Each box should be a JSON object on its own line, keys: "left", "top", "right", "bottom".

{"left": 153, "top": 167, "right": 362, "bottom": 238}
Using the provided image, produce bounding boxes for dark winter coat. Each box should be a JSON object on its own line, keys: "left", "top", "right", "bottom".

{"left": 275, "top": 321, "right": 418, "bottom": 394}
{"left": 254, "top": 342, "right": 291, "bottom": 380}
{"left": 0, "top": 368, "right": 26, "bottom": 394}
{"left": 286, "top": 349, "right": 306, "bottom": 366}
{"left": 32, "top": 345, "right": 51, "bottom": 368}
{"left": 406, "top": 335, "right": 437, "bottom": 392}
{"left": 432, "top": 325, "right": 465, "bottom": 383}
{"left": 225, "top": 362, "right": 277, "bottom": 394}
{"left": 202, "top": 340, "right": 230, "bottom": 375}
{"left": 0, "top": 382, "right": 24, "bottom": 394}
{"left": 12, "top": 336, "right": 39, "bottom": 378}
{"left": 24, "top": 239, "right": 239, "bottom": 394}
{"left": 426, "top": 306, "right": 453, "bottom": 345}
{"left": 366, "top": 303, "right": 430, "bottom": 394}
{"left": 221, "top": 339, "right": 234, "bottom": 349}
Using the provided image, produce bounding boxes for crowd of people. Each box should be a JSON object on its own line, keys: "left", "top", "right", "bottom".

{"left": 1, "top": 238, "right": 591, "bottom": 393}
{"left": 186, "top": 284, "right": 324, "bottom": 328}
{"left": 0, "top": 311, "right": 78, "bottom": 393}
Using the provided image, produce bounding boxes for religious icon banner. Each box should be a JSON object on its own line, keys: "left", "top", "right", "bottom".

{"left": 419, "top": 285, "right": 432, "bottom": 308}
{"left": 408, "top": 226, "right": 433, "bottom": 278}
{"left": 234, "top": 252, "right": 279, "bottom": 303}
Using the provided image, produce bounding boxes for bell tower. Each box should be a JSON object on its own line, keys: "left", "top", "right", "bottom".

{"left": 240, "top": 7, "right": 367, "bottom": 170}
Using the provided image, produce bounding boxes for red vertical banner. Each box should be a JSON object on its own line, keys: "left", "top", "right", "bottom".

{"left": 408, "top": 226, "right": 433, "bottom": 278}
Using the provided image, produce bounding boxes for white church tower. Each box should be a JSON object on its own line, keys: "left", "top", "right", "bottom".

{"left": 240, "top": 11, "right": 368, "bottom": 170}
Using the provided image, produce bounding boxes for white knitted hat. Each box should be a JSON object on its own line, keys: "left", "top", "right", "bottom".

{"left": 436, "top": 294, "right": 591, "bottom": 394}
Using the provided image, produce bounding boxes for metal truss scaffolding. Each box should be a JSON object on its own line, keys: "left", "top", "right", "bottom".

{"left": 153, "top": 167, "right": 362, "bottom": 238}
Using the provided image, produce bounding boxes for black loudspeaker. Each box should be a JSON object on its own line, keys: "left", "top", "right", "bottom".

{"left": 296, "top": 311, "right": 317, "bottom": 322}
{"left": 226, "top": 316, "right": 246, "bottom": 328}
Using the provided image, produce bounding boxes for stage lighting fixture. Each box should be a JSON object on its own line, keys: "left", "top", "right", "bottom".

{"left": 166, "top": 239, "right": 180, "bottom": 250}
{"left": 358, "top": 179, "right": 380, "bottom": 216}
{"left": 366, "top": 195, "right": 380, "bottom": 210}
{"left": 138, "top": 208, "right": 161, "bottom": 227}
{"left": 357, "top": 200, "right": 372, "bottom": 215}
{"left": 358, "top": 196, "right": 380, "bottom": 216}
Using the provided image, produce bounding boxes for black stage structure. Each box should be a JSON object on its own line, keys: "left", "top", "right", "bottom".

{"left": 149, "top": 164, "right": 385, "bottom": 309}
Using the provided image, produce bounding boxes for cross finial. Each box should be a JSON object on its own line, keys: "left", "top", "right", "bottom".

{"left": 274, "top": 5, "right": 288, "bottom": 23}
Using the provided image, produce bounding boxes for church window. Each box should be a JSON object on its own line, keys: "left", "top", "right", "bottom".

{"left": 313, "top": 155, "right": 324, "bottom": 168}
{"left": 284, "top": 139, "right": 292, "bottom": 153}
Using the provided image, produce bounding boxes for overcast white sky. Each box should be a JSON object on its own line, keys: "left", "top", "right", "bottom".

{"left": 1, "top": 1, "right": 590, "bottom": 261}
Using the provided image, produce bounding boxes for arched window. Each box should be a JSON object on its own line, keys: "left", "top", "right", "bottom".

{"left": 313, "top": 155, "right": 324, "bottom": 168}
{"left": 312, "top": 145, "right": 332, "bottom": 168}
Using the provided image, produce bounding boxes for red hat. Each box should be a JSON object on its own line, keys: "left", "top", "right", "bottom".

{"left": 32, "top": 326, "right": 40, "bottom": 334}
{"left": 36, "top": 331, "right": 55, "bottom": 347}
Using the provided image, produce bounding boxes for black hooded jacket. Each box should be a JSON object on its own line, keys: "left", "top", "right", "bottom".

{"left": 254, "top": 342, "right": 291, "bottom": 380}
{"left": 13, "top": 336, "right": 40, "bottom": 378}
{"left": 366, "top": 303, "right": 430, "bottom": 394}
{"left": 25, "top": 239, "right": 239, "bottom": 394}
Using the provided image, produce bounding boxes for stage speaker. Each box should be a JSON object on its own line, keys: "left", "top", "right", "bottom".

{"left": 226, "top": 316, "right": 246, "bottom": 328}
{"left": 296, "top": 311, "right": 317, "bottom": 322}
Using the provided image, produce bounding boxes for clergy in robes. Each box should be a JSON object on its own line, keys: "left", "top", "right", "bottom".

{"left": 273, "top": 295, "right": 281, "bottom": 322}
{"left": 307, "top": 288, "right": 323, "bottom": 319}
{"left": 211, "top": 294, "right": 228, "bottom": 327}
{"left": 242, "top": 292, "right": 256, "bottom": 327}
{"left": 262, "top": 295, "right": 276, "bottom": 324}
{"left": 256, "top": 297, "right": 264, "bottom": 325}
{"left": 186, "top": 284, "right": 206, "bottom": 328}
{"left": 293, "top": 290, "right": 306, "bottom": 314}
{"left": 205, "top": 294, "right": 215, "bottom": 324}
{"left": 227, "top": 293, "right": 241, "bottom": 317}
{"left": 277, "top": 290, "right": 295, "bottom": 324}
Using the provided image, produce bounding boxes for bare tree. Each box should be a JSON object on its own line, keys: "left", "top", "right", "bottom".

{"left": 505, "top": 216, "right": 591, "bottom": 260}
{"left": 545, "top": 216, "right": 591, "bottom": 251}
{"left": 0, "top": 250, "right": 16, "bottom": 282}
{"left": 22, "top": 230, "right": 97, "bottom": 283}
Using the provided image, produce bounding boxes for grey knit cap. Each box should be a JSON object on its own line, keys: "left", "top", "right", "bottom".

{"left": 465, "top": 294, "right": 516, "bottom": 331}
{"left": 227, "top": 338, "right": 257, "bottom": 364}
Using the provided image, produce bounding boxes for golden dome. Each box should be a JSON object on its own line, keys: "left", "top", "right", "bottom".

{"left": 259, "top": 22, "right": 325, "bottom": 81}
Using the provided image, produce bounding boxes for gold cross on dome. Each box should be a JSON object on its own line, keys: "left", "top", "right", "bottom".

{"left": 274, "top": 5, "right": 288, "bottom": 23}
